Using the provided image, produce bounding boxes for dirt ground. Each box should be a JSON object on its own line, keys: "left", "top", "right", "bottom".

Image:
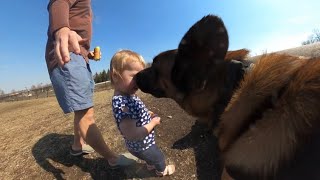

{"left": 0, "top": 89, "right": 221, "bottom": 180}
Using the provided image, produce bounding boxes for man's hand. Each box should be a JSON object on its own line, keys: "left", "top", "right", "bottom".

{"left": 88, "top": 50, "right": 102, "bottom": 61}
{"left": 54, "top": 27, "right": 87, "bottom": 66}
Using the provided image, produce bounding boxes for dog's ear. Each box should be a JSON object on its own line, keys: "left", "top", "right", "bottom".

{"left": 172, "top": 15, "right": 229, "bottom": 92}
{"left": 178, "top": 15, "right": 229, "bottom": 62}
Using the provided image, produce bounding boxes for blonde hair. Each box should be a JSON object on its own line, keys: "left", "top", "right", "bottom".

{"left": 110, "top": 49, "right": 146, "bottom": 84}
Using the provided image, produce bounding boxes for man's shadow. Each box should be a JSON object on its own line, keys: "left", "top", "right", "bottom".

{"left": 172, "top": 121, "right": 222, "bottom": 180}
{"left": 32, "top": 133, "right": 155, "bottom": 180}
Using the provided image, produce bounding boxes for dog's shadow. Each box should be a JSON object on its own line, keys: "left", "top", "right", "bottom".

{"left": 172, "top": 121, "right": 221, "bottom": 180}
{"left": 32, "top": 133, "right": 156, "bottom": 180}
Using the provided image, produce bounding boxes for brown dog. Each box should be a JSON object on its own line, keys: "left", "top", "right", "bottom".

{"left": 136, "top": 15, "right": 320, "bottom": 179}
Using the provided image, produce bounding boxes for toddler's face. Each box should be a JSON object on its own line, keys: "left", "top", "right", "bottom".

{"left": 118, "top": 61, "right": 145, "bottom": 95}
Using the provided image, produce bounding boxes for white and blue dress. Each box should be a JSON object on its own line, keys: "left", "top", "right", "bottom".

{"left": 112, "top": 94, "right": 156, "bottom": 152}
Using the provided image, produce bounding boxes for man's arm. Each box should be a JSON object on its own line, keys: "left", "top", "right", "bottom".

{"left": 48, "top": 0, "right": 83, "bottom": 66}
{"left": 48, "top": 0, "right": 76, "bottom": 38}
{"left": 119, "top": 117, "right": 160, "bottom": 140}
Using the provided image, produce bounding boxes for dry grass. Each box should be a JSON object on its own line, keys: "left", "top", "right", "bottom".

{"left": 0, "top": 90, "right": 219, "bottom": 180}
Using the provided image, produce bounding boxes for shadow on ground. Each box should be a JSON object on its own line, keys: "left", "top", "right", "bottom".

{"left": 32, "top": 133, "right": 158, "bottom": 180}
{"left": 172, "top": 121, "right": 222, "bottom": 180}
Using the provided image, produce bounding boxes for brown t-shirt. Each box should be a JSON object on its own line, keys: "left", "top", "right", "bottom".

{"left": 45, "top": 0, "right": 92, "bottom": 72}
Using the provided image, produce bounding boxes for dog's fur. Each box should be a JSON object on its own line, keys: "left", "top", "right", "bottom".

{"left": 136, "top": 15, "right": 320, "bottom": 179}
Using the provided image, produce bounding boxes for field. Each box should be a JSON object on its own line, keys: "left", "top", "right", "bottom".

{"left": 0, "top": 89, "right": 220, "bottom": 180}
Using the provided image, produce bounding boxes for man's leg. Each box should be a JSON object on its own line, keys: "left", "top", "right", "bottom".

{"left": 74, "top": 107, "right": 118, "bottom": 162}
{"left": 50, "top": 53, "right": 136, "bottom": 166}
{"left": 72, "top": 116, "right": 85, "bottom": 150}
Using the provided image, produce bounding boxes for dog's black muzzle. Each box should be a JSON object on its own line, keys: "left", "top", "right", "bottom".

{"left": 136, "top": 68, "right": 166, "bottom": 98}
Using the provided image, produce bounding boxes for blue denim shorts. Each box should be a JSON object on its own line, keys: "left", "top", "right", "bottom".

{"left": 50, "top": 53, "right": 94, "bottom": 114}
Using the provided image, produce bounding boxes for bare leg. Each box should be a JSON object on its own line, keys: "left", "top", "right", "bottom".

{"left": 72, "top": 119, "right": 85, "bottom": 150}
{"left": 74, "top": 107, "right": 119, "bottom": 163}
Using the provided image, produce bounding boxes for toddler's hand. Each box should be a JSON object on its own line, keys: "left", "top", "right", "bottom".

{"left": 151, "top": 116, "right": 161, "bottom": 126}
{"left": 149, "top": 111, "right": 158, "bottom": 118}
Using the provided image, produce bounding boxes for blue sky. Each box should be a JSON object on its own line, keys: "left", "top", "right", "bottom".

{"left": 0, "top": 0, "right": 319, "bottom": 93}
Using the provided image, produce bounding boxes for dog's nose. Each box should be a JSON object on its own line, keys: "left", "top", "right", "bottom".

{"left": 135, "top": 69, "right": 153, "bottom": 93}
{"left": 135, "top": 72, "right": 145, "bottom": 89}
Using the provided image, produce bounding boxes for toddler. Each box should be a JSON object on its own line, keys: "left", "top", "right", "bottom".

{"left": 110, "top": 50, "right": 175, "bottom": 176}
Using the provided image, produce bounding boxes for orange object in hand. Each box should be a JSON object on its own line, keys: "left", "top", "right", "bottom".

{"left": 93, "top": 46, "right": 101, "bottom": 60}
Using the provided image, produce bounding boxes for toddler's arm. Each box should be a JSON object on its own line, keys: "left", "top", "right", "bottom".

{"left": 119, "top": 117, "right": 160, "bottom": 141}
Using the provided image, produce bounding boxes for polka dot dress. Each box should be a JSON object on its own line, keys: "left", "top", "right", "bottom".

{"left": 112, "top": 95, "right": 155, "bottom": 152}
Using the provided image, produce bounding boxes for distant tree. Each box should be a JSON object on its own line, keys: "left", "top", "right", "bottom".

{"left": 106, "top": 69, "right": 110, "bottom": 81}
{"left": 146, "top": 62, "right": 152, "bottom": 67}
{"left": 30, "top": 84, "right": 42, "bottom": 99}
{"left": 94, "top": 69, "right": 111, "bottom": 83}
{"left": 30, "top": 85, "right": 37, "bottom": 90}
{"left": 42, "top": 83, "right": 52, "bottom": 97}
{"left": 302, "top": 29, "right": 320, "bottom": 45}
{"left": 93, "top": 72, "right": 101, "bottom": 83}
{"left": 0, "top": 89, "right": 4, "bottom": 95}
{"left": 101, "top": 69, "right": 107, "bottom": 82}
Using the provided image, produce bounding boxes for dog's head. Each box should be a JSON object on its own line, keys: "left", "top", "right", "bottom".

{"left": 136, "top": 14, "right": 229, "bottom": 98}
{"left": 136, "top": 49, "right": 182, "bottom": 99}
{"left": 136, "top": 15, "right": 232, "bottom": 125}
